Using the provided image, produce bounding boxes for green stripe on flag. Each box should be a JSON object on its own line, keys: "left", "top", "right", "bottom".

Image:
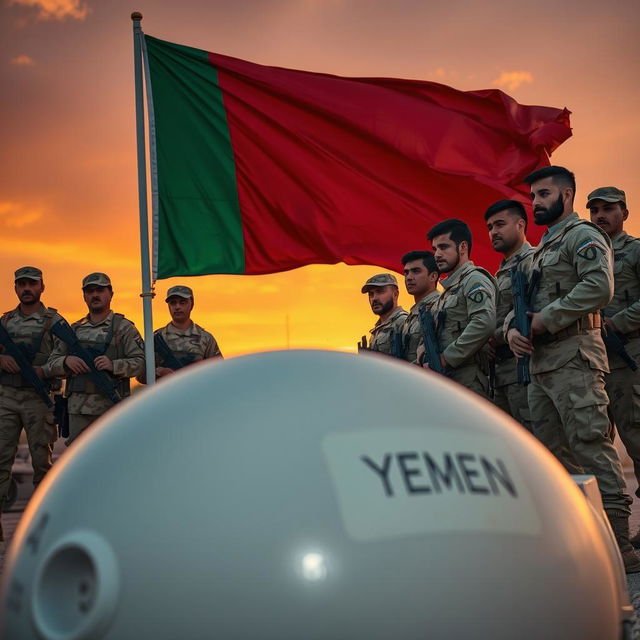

{"left": 145, "top": 36, "right": 244, "bottom": 277}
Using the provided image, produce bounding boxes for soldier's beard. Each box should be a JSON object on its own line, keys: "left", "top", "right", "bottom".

{"left": 439, "top": 250, "right": 460, "bottom": 274}
{"left": 534, "top": 194, "right": 564, "bottom": 225}
{"left": 373, "top": 299, "right": 394, "bottom": 316}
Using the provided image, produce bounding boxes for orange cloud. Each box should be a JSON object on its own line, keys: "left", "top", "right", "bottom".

{"left": 0, "top": 201, "right": 43, "bottom": 227}
{"left": 10, "top": 54, "right": 35, "bottom": 65}
{"left": 493, "top": 71, "right": 534, "bottom": 91}
{"left": 7, "top": 0, "right": 89, "bottom": 21}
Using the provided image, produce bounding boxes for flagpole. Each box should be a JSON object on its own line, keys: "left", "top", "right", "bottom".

{"left": 131, "top": 11, "right": 156, "bottom": 387}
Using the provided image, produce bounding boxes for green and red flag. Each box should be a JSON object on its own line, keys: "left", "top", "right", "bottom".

{"left": 143, "top": 35, "right": 571, "bottom": 279}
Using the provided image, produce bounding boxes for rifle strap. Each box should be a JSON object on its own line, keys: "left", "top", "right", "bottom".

{"left": 32, "top": 307, "right": 58, "bottom": 358}
{"left": 94, "top": 313, "right": 125, "bottom": 358}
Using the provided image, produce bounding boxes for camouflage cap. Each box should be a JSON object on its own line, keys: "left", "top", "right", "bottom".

{"left": 165, "top": 285, "right": 193, "bottom": 302}
{"left": 14, "top": 266, "right": 42, "bottom": 282}
{"left": 82, "top": 272, "right": 112, "bottom": 288}
{"left": 361, "top": 273, "right": 399, "bottom": 293}
{"left": 586, "top": 186, "right": 626, "bottom": 208}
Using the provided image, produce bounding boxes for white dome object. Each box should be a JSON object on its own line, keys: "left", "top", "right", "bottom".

{"left": 0, "top": 350, "right": 623, "bottom": 640}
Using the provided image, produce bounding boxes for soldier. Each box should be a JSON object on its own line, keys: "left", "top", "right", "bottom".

{"left": 361, "top": 274, "right": 408, "bottom": 356}
{"left": 427, "top": 219, "right": 496, "bottom": 397}
{"left": 506, "top": 166, "right": 639, "bottom": 572}
{"left": 0, "top": 267, "right": 65, "bottom": 540}
{"left": 587, "top": 187, "right": 640, "bottom": 545}
{"left": 147, "top": 285, "right": 222, "bottom": 382}
{"left": 485, "top": 200, "right": 534, "bottom": 430}
{"left": 46, "top": 273, "right": 145, "bottom": 445}
{"left": 401, "top": 251, "right": 440, "bottom": 364}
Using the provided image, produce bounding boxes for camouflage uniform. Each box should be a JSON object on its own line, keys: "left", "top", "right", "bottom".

{"left": 47, "top": 311, "right": 145, "bottom": 444}
{"left": 0, "top": 303, "right": 63, "bottom": 503}
{"left": 155, "top": 322, "right": 223, "bottom": 368}
{"left": 401, "top": 290, "right": 440, "bottom": 364}
{"left": 520, "top": 212, "right": 631, "bottom": 515}
{"left": 369, "top": 307, "right": 408, "bottom": 356}
{"left": 602, "top": 231, "right": 640, "bottom": 496}
{"left": 493, "top": 243, "right": 534, "bottom": 429}
{"left": 430, "top": 261, "right": 496, "bottom": 398}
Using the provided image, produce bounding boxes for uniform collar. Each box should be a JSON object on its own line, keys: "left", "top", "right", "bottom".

{"left": 82, "top": 310, "right": 114, "bottom": 327}
{"left": 611, "top": 230, "right": 630, "bottom": 248}
{"left": 410, "top": 290, "right": 439, "bottom": 313}
{"left": 15, "top": 301, "right": 47, "bottom": 318}
{"left": 541, "top": 212, "right": 579, "bottom": 244}
{"left": 167, "top": 320, "right": 195, "bottom": 334}
{"left": 440, "top": 260, "right": 475, "bottom": 290}
{"left": 374, "top": 306, "right": 405, "bottom": 329}
{"left": 498, "top": 242, "right": 532, "bottom": 271}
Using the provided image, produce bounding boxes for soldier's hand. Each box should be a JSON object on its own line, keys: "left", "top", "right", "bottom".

{"left": 507, "top": 328, "right": 533, "bottom": 357}
{"left": 155, "top": 367, "right": 174, "bottom": 378}
{"left": 64, "top": 356, "right": 91, "bottom": 374}
{"left": 527, "top": 311, "right": 547, "bottom": 336}
{"left": 422, "top": 355, "right": 448, "bottom": 370}
{"left": 94, "top": 356, "right": 114, "bottom": 372}
{"left": 33, "top": 365, "right": 44, "bottom": 379}
{"left": 0, "top": 354, "right": 20, "bottom": 374}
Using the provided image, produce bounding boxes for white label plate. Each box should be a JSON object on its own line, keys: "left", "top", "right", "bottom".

{"left": 323, "top": 427, "right": 540, "bottom": 541}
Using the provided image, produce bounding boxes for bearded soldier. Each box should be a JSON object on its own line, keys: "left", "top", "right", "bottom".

{"left": 360, "top": 274, "right": 407, "bottom": 357}
{"left": 0, "top": 267, "right": 65, "bottom": 540}
{"left": 46, "top": 273, "right": 145, "bottom": 445}
{"left": 427, "top": 219, "right": 496, "bottom": 397}
{"left": 506, "top": 166, "right": 639, "bottom": 573}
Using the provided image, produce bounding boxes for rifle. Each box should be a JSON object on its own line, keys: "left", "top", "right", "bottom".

{"left": 511, "top": 268, "right": 540, "bottom": 385}
{"left": 389, "top": 331, "right": 405, "bottom": 360}
{"left": 154, "top": 333, "right": 195, "bottom": 371}
{"left": 53, "top": 394, "right": 69, "bottom": 438}
{"left": 357, "top": 335, "right": 369, "bottom": 353}
{"left": 50, "top": 318, "right": 122, "bottom": 404}
{"left": 601, "top": 314, "right": 638, "bottom": 371}
{"left": 418, "top": 307, "right": 446, "bottom": 374}
{"left": 0, "top": 322, "right": 53, "bottom": 408}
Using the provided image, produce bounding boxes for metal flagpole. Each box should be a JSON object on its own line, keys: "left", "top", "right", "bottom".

{"left": 131, "top": 12, "right": 156, "bottom": 387}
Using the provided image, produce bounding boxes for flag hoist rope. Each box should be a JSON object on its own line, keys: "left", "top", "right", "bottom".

{"left": 131, "top": 12, "right": 156, "bottom": 387}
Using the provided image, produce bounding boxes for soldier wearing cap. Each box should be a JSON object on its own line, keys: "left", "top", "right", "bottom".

{"left": 400, "top": 251, "right": 440, "bottom": 364}
{"left": 361, "top": 274, "right": 408, "bottom": 356}
{"left": 426, "top": 219, "right": 496, "bottom": 397}
{"left": 588, "top": 187, "right": 640, "bottom": 543}
{"left": 506, "top": 167, "right": 639, "bottom": 572}
{"left": 484, "top": 200, "right": 534, "bottom": 430}
{"left": 0, "top": 267, "right": 66, "bottom": 539}
{"left": 46, "top": 273, "right": 144, "bottom": 445}
{"left": 142, "top": 285, "right": 222, "bottom": 382}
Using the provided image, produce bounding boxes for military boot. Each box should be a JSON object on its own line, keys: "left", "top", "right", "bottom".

{"left": 608, "top": 512, "right": 640, "bottom": 574}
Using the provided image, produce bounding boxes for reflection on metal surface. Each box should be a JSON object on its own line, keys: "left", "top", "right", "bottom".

{"left": 302, "top": 552, "right": 327, "bottom": 581}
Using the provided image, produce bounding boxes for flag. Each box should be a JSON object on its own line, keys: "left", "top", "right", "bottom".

{"left": 143, "top": 35, "right": 571, "bottom": 279}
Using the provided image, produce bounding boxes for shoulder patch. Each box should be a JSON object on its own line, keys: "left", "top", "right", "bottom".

{"left": 467, "top": 284, "right": 490, "bottom": 303}
{"left": 576, "top": 239, "right": 605, "bottom": 261}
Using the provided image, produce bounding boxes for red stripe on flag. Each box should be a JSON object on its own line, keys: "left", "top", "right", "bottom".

{"left": 209, "top": 52, "right": 569, "bottom": 274}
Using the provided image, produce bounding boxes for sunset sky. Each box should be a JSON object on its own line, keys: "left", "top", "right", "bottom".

{"left": 2, "top": 0, "right": 639, "bottom": 356}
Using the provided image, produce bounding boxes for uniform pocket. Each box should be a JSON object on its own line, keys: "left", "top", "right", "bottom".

{"left": 43, "top": 411, "right": 57, "bottom": 444}
{"left": 568, "top": 391, "right": 609, "bottom": 442}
